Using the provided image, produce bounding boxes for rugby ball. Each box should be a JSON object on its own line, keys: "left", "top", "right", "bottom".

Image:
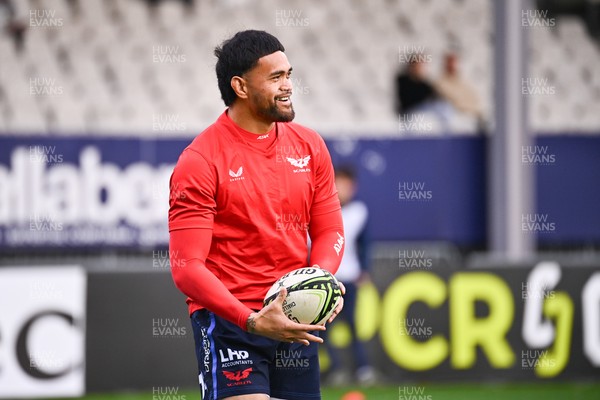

{"left": 263, "top": 267, "right": 342, "bottom": 325}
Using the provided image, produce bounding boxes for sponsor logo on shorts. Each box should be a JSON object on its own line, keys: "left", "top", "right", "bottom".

{"left": 219, "top": 347, "right": 253, "bottom": 368}
{"left": 222, "top": 367, "right": 252, "bottom": 387}
{"left": 201, "top": 327, "right": 210, "bottom": 373}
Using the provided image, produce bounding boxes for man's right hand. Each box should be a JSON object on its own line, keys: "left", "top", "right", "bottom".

{"left": 246, "top": 288, "right": 325, "bottom": 346}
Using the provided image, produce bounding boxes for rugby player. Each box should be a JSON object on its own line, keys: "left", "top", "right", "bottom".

{"left": 169, "top": 30, "right": 345, "bottom": 400}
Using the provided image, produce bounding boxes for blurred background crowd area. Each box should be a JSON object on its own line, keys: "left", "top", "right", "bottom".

{"left": 0, "top": 0, "right": 599, "bottom": 137}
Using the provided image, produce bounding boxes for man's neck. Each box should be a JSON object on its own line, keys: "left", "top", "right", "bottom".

{"left": 228, "top": 104, "right": 274, "bottom": 134}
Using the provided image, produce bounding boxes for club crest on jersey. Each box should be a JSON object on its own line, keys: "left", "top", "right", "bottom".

{"left": 286, "top": 155, "right": 311, "bottom": 173}
{"left": 229, "top": 166, "right": 245, "bottom": 182}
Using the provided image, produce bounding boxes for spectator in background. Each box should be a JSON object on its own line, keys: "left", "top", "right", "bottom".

{"left": 322, "top": 166, "right": 376, "bottom": 386}
{"left": 0, "top": 0, "right": 26, "bottom": 53}
{"left": 395, "top": 51, "right": 484, "bottom": 133}
{"left": 434, "top": 53, "right": 481, "bottom": 117}
{"left": 395, "top": 56, "right": 437, "bottom": 115}
{"left": 434, "top": 52, "right": 484, "bottom": 128}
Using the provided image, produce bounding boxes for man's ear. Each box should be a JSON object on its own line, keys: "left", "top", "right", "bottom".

{"left": 231, "top": 76, "right": 248, "bottom": 100}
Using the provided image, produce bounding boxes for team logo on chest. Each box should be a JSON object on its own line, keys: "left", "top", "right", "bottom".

{"left": 229, "top": 166, "right": 245, "bottom": 182}
{"left": 286, "top": 155, "right": 311, "bottom": 173}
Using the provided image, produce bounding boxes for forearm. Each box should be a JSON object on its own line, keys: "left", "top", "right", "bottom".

{"left": 171, "top": 258, "right": 253, "bottom": 330}
{"left": 308, "top": 210, "right": 344, "bottom": 274}
{"left": 170, "top": 229, "right": 253, "bottom": 330}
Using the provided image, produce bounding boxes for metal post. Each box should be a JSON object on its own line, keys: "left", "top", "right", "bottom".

{"left": 490, "top": 0, "right": 534, "bottom": 260}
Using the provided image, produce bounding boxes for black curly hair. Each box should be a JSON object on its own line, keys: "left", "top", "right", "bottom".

{"left": 214, "top": 30, "right": 285, "bottom": 106}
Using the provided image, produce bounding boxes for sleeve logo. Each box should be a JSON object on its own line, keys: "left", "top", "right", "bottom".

{"left": 334, "top": 231, "right": 345, "bottom": 256}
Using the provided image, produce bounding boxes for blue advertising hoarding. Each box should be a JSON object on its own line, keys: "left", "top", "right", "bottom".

{"left": 0, "top": 135, "right": 598, "bottom": 249}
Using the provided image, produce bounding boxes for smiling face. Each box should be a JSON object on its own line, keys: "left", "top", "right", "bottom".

{"left": 241, "top": 51, "right": 295, "bottom": 123}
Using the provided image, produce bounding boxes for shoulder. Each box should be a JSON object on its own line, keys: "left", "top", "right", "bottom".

{"left": 280, "top": 121, "right": 329, "bottom": 161}
{"left": 187, "top": 122, "right": 226, "bottom": 157}
{"left": 173, "top": 120, "right": 228, "bottom": 178}
{"left": 178, "top": 115, "right": 235, "bottom": 168}
{"left": 281, "top": 121, "right": 324, "bottom": 144}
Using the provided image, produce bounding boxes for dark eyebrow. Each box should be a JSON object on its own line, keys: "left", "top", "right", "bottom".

{"left": 268, "top": 67, "right": 293, "bottom": 78}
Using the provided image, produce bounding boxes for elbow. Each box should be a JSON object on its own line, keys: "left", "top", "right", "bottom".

{"left": 170, "top": 257, "right": 192, "bottom": 292}
{"left": 170, "top": 265, "right": 186, "bottom": 292}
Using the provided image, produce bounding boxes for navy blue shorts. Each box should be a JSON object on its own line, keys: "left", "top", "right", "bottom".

{"left": 190, "top": 309, "right": 321, "bottom": 400}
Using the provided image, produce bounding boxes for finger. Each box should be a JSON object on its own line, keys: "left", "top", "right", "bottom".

{"left": 328, "top": 311, "right": 338, "bottom": 324}
{"left": 328, "top": 298, "right": 344, "bottom": 323}
{"left": 292, "top": 322, "right": 326, "bottom": 331}
{"left": 289, "top": 337, "right": 309, "bottom": 346}
{"left": 278, "top": 287, "right": 288, "bottom": 299}
{"left": 298, "top": 332, "right": 323, "bottom": 344}
{"left": 338, "top": 281, "right": 346, "bottom": 295}
{"left": 272, "top": 287, "right": 288, "bottom": 306}
{"left": 337, "top": 297, "right": 344, "bottom": 313}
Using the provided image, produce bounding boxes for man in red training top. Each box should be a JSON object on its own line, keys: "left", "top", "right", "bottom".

{"left": 169, "top": 30, "right": 345, "bottom": 400}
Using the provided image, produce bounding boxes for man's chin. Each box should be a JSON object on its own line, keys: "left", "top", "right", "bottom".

{"left": 276, "top": 111, "right": 295, "bottom": 122}
{"left": 267, "top": 105, "right": 295, "bottom": 122}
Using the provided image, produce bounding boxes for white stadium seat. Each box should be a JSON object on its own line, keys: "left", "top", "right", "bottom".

{"left": 0, "top": 0, "right": 597, "bottom": 136}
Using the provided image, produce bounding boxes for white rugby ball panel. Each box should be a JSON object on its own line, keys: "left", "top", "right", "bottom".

{"left": 263, "top": 267, "right": 342, "bottom": 325}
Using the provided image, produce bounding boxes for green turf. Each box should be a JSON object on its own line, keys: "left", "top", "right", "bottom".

{"left": 323, "top": 382, "right": 600, "bottom": 400}
{"left": 55, "top": 382, "right": 600, "bottom": 400}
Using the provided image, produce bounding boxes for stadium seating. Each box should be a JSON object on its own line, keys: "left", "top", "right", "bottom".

{"left": 0, "top": 0, "right": 598, "bottom": 136}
